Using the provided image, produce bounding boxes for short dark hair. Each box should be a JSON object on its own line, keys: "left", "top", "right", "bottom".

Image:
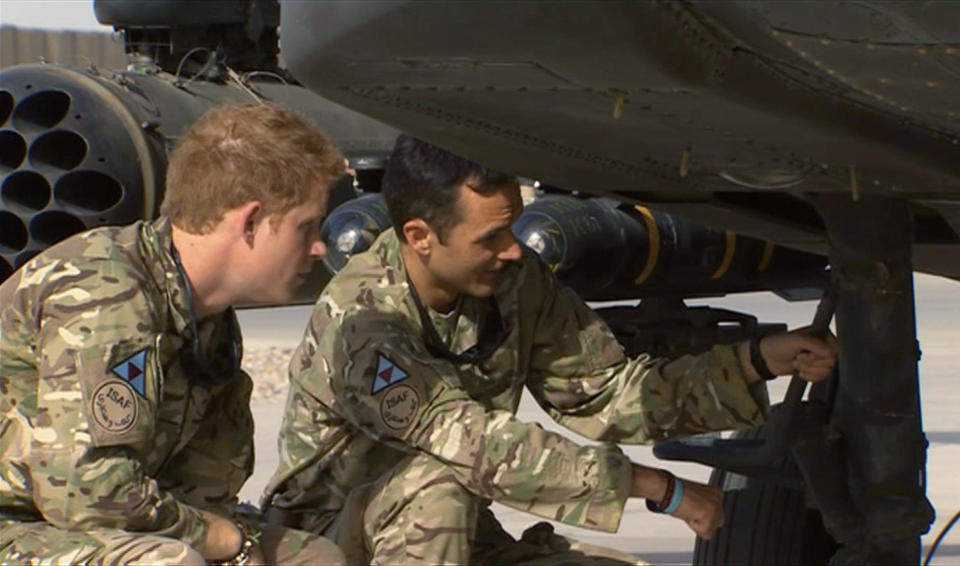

{"left": 382, "top": 135, "right": 517, "bottom": 243}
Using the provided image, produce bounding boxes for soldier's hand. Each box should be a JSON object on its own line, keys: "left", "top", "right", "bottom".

{"left": 670, "top": 479, "right": 725, "bottom": 540}
{"left": 738, "top": 328, "right": 838, "bottom": 384}
{"left": 765, "top": 328, "right": 838, "bottom": 382}
{"left": 198, "top": 510, "right": 243, "bottom": 561}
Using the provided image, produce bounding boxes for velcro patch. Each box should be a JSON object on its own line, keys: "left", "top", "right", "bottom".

{"left": 111, "top": 347, "right": 148, "bottom": 397}
{"left": 77, "top": 341, "right": 154, "bottom": 447}
{"left": 379, "top": 383, "right": 420, "bottom": 430}
{"left": 90, "top": 380, "right": 139, "bottom": 434}
{"left": 372, "top": 354, "right": 409, "bottom": 394}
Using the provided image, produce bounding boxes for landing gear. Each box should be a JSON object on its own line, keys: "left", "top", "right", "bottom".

{"left": 808, "top": 194, "right": 934, "bottom": 562}
{"left": 657, "top": 195, "right": 934, "bottom": 563}
{"left": 693, "top": 429, "right": 837, "bottom": 566}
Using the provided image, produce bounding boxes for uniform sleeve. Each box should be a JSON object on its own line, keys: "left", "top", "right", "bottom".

{"left": 299, "top": 311, "right": 633, "bottom": 533}
{"left": 28, "top": 260, "right": 209, "bottom": 547}
{"left": 158, "top": 371, "right": 254, "bottom": 516}
{"left": 523, "top": 256, "right": 768, "bottom": 444}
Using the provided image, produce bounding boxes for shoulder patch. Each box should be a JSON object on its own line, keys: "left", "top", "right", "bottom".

{"left": 379, "top": 383, "right": 420, "bottom": 430}
{"left": 372, "top": 354, "right": 409, "bottom": 394}
{"left": 111, "top": 347, "right": 147, "bottom": 397}
{"left": 90, "top": 380, "right": 139, "bottom": 434}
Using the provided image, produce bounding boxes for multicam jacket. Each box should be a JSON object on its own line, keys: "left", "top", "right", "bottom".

{"left": 263, "top": 229, "right": 766, "bottom": 534}
{"left": 0, "top": 219, "right": 252, "bottom": 548}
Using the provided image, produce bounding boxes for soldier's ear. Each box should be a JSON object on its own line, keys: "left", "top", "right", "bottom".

{"left": 403, "top": 218, "right": 432, "bottom": 256}
{"left": 236, "top": 201, "right": 264, "bottom": 247}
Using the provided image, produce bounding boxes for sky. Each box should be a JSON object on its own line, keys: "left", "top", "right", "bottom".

{"left": 1, "top": 0, "right": 110, "bottom": 31}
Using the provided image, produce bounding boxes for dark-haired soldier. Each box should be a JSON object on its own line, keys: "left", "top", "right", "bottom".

{"left": 263, "top": 135, "right": 837, "bottom": 564}
{"left": 0, "top": 104, "right": 346, "bottom": 565}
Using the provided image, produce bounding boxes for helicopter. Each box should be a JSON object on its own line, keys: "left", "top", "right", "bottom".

{"left": 1, "top": 1, "right": 957, "bottom": 563}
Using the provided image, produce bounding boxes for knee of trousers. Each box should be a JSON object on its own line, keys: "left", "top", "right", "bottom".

{"left": 0, "top": 522, "right": 206, "bottom": 566}
{"left": 418, "top": 474, "right": 474, "bottom": 506}
{"left": 160, "top": 543, "right": 206, "bottom": 566}
{"left": 394, "top": 457, "right": 474, "bottom": 513}
{"left": 101, "top": 536, "right": 207, "bottom": 566}
{"left": 368, "top": 454, "right": 478, "bottom": 531}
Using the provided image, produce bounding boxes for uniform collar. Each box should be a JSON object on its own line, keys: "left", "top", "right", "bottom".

{"left": 371, "top": 228, "right": 510, "bottom": 362}
{"left": 141, "top": 217, "right": 243, "bottom": 380}
{"left": 371, "top": 228, "right": 408, "bottom": 279}
{"left": 140, "top": 217, "right": 192, "bottom": 336}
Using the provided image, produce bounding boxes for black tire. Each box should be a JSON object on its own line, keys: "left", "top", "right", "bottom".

{"left": 692, "top": 429, "right": 838, "bottom": 565}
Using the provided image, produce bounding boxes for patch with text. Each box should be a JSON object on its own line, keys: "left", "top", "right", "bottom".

{"left": 90, "top": 380, "right": 139, "bottom": 434}
{"left": 379, "top": 383, "right": 420, "bottom": 430}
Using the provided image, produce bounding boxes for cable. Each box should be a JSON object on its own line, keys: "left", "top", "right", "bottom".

{"left": 226, "top": 67, "right": 266, "bottom": 104}
{"left": 173, "top": 47, "right": 214, "bottom": 87}
{"left": 240, "top": 71, "right": 288, "bottom": 85}
{"left": 924, "top": 509, "right": 960, "bottom": 566}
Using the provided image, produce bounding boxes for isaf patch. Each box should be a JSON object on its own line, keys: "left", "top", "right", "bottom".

{"left": 77, "top": 342, "right": 153, "bottom": 447}
{"left": 111, "top": 347, "right": 147, "bottom": 397}
{"left": 91, "top": 380, "right": 139, "bottom": 433}
{"left": 379, "top": 383, "right": 420, "bottom": 430}
{"left": 372, "top": 354, "right": 409, "bottom": 394}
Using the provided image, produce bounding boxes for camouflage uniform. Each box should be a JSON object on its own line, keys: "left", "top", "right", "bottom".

{"left": 0, "top": 219, "right": 343, "bottom": 565}
{"left": 263, "top": 229, "right": 767, "bottom": 565}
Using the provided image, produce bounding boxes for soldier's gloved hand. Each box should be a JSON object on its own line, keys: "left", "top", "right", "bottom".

{"left": 669, "top": 479, "right": 725, "bottom": 540}
{"left": 738, "top": 328, "right": 838, "bottom": 384}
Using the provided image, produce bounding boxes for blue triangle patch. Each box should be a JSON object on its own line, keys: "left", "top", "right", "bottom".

{"left": 372, "top": 354, "right": 408, "bottom": 394}
{"left": 112, "top": 348, "right": 148, "bottom": 397}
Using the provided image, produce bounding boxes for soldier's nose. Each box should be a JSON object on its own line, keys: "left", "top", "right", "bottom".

{"left": 311, "top": 240, "right": 327, "bottom": 258}
{"left": 500, "top": 235, "right": 522, "bottom": 262}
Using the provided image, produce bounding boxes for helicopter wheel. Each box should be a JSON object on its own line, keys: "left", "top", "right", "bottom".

{"left": 692, "top": 429, "right": 838, "bottom": 565}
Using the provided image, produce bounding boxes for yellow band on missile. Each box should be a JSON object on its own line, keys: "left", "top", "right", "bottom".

{"left": 711, "top": 231, "right": 737, "bottom": 279}
{"left": 634, "top": 205, "right": 660, "bottom": 284}
{"left": 757, "top": 241, "right": 774, "bottom": 272}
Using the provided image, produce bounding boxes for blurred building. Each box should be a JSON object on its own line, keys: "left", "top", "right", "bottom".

{"left": 1, "top": 25, "right": 125, "bottom": 69}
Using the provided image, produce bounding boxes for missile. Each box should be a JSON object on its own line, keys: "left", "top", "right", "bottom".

{"left": 320, "top": 193, "right": 392, "bottom": 274}
{"left": 321, "top": 193, "right": 827, "bottom": 300}
{"left": 513, "top": 196, "right": 827, "bottom": 300}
